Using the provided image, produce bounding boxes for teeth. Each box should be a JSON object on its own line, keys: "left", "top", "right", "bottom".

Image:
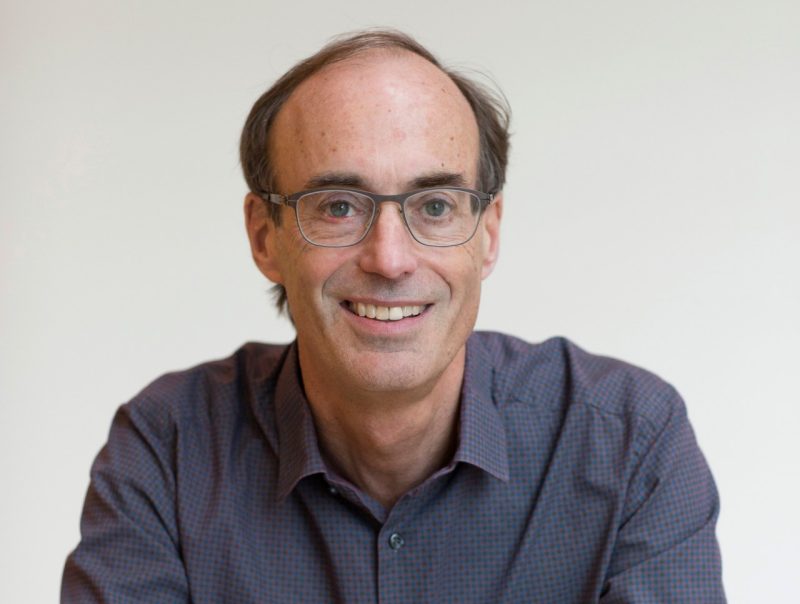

{"left": 404, "top": 305, "right": 421, "bottom": 317}
{"left": 348, "top": 302, "right": 424, "bottom": 321}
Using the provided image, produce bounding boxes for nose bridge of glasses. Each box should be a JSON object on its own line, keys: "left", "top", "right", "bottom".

{"left": 370, "top": 198, "right": 411, "bottom": 240}
{"left": 374, "top": 197, "right": 406, "bottom": 216}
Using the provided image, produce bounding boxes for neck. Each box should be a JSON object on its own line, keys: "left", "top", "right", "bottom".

{"left": 299, "top": 346, "right": 466, "bottom": 509}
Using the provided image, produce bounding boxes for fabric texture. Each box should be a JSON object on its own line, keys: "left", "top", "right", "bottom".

{"left": 62, "top": 332, "right": 725, "bottom": 603}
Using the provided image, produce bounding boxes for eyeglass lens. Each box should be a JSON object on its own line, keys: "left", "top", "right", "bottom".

{"left": 295, "top": 189, "right": 482, "bottom": 247}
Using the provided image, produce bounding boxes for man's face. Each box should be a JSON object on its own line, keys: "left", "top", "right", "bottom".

{"left": 248, "top": 50, "right": 501, "bottom": 398}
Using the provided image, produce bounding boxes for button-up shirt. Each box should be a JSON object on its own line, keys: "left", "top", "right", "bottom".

{"left": 63, "top": 332, "right": 725, "bottom": 602}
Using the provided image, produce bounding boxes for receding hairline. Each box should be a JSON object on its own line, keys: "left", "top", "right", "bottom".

{"left": 275, "top": 45, "right": 475, "bottom": 117}
{"left": 268, "top": 47, "right": 481, "bottom": 189}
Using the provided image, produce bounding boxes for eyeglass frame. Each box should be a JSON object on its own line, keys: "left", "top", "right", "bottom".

{"left": 259, "top": 186, "right": 496, "bottom": 248}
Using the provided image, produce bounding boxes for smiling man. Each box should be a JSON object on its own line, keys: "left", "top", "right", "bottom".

{"left": 63, "top": 30, "right": 725, "bottom": 603}
{"left": 243, "top": 44, "right": 499, "bottom": 510}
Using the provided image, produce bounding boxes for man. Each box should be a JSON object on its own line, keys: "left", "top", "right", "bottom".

{"left": 63, "top": 30, "right": 725, "bottom": 602}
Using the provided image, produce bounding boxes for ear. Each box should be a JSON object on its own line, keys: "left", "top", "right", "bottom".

{"left": 244, "top": 192, "right": 284, "bottom": 284}
{"left": 479, "top": 193, "right": 502, "bottom": 280}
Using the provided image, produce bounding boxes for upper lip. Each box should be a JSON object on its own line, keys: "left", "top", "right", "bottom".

{"left": 344, "top": 298, "right": 430, "bottom": 307}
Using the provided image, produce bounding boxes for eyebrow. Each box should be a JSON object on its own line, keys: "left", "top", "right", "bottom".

{"left": 304, "top": 171, "right": 469, "bottom": 191}
{"left": 410, "top": 172, "right": 468, "bottom": 189}
{"left": 305, "top": 172, "right": 365, "bottom": 189}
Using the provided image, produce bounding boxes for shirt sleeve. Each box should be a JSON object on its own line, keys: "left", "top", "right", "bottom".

{"left": 600, "top": 390, "right": 726, "bottom": 603}
{"left": 62, "top": 400, "right": 190, "bottom": 603}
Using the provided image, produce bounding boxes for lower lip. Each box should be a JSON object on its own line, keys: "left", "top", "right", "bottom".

{"left": 341, "top": 303, "right": 429, "bottom": 333}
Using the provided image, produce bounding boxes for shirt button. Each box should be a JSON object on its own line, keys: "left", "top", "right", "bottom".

{"left": 388, "top": 532, "right": 405, "bottom": 550}
{"left": 328, "top": 485, "right": 338, "bottom": 495}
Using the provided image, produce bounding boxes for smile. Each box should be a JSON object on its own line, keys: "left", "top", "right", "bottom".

{"left": 346, "top": 301, "right": 427, "bottom": 321}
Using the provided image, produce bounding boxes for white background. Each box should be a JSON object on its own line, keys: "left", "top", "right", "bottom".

{"left": 2, "top": 1, "right": 798, "bottom": 601}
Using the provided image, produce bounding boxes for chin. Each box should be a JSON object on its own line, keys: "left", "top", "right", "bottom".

{"left": 349, "top": 354, "right": 433, "bottom": 394}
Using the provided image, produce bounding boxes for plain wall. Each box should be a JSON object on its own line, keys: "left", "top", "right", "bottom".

{"left": 2, "top": 0, "right": 798, "bottom": 601}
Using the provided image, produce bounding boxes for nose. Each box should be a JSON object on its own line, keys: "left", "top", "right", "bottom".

{"left": 356, "top": 203, "right": 419, "bottom": 279}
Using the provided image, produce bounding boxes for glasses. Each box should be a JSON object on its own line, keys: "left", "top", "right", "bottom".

{"left": 261, "top": 187, "right": 494, "bottom": 248}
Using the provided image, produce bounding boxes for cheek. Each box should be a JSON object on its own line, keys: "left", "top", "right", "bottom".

{"left": 459, "top": 236, "right": 487, "bottom": 279}
{"left": 279, "top": 239, "right": 353, "bottom": 307}
{"left": 457, "top": 245, "right": 488, "bottom": 316}
{"left": 273, "top": 234, "right": 316, "bottom": 298}
{"left": 436, "top": 245, "right": 485, "bottom": 302}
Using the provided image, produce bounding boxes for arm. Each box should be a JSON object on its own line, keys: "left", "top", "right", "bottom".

{"left": 62, "top": 401, "right": 189, "bottom": 603}
{"left": 600, "top": 393, "right": 726, "bottom": 603}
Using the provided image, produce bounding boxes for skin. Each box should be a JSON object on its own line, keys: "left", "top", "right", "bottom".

{"left": 245, "top": 49, "right": 502, "bottom": 508}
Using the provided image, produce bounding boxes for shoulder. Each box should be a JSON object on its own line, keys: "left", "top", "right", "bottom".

{"left": 120, "top": 342, "right": 290, "bottom": 439}
{"left": 471, "top": 331, "right": 682, "bottom": 429}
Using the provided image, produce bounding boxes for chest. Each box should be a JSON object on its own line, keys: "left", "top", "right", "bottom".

{"left": 177, "top": 464, "right": 625, "bottom": 604}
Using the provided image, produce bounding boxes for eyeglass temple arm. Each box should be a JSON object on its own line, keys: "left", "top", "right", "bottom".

{"left": 259, "top": 192, "right": 296, "bottom": 208}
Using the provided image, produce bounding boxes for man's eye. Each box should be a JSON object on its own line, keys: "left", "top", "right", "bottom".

{"left": 422, "top": 199, "right": 451, "bottom": 217}
{"left": 326, "top": 201, "right": 353, "bottom": 218}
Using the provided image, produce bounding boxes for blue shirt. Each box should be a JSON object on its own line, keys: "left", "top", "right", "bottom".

{"left": 62, "top": 332, "right": 725, "bottom": 602}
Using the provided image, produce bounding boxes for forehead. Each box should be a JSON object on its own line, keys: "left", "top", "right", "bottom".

{"left": 270, "top": 50, "right": 480, "bottom": 191}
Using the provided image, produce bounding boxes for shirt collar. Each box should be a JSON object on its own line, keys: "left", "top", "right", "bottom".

{"left": 273, "top": 333, "right": 510, "bottom": 500}
{"left": 274, "top": 342, "right": 328, "bottom": 501}
{"left": 453, "top": 332, "right": 510, "bottom": 482}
